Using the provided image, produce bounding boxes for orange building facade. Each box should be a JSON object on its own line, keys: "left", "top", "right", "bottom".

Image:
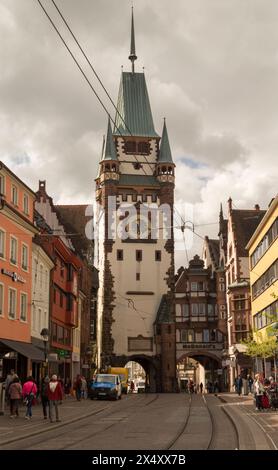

{"left": 0, "top": 161, "right": 41, "bottom": 379}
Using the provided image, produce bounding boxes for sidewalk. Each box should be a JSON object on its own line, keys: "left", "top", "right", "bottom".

{"left": 0, "top": 396, "right": 109, "bottom": 447}
{"left": 218, "top": 393, "right": 278, "bottom": 450}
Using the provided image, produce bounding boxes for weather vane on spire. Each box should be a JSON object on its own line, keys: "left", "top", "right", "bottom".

{"left": 128, "top": 6, "right": 137, "bottom": 73}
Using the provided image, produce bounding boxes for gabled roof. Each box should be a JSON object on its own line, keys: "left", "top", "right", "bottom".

{"left": 113, "top": 72, "right": 159, "bottom": 138}
{"left": 102, "top": 119, "right": 117, "bottom": 161}
{"left": 232, "top": 209, "right": 266, "bottom": 257}
{"left": 158, "top": 120, "right": 173, "bottom": 163}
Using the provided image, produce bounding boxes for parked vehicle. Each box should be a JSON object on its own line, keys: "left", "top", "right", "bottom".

{"left": 107, "top": 367, "right": 129, "bottom": 394}
{"left": 89, "top": 374, "right": 122, "bottom": 400}
{"left": 136, "top": 380, "right": 145, "bottom": 393}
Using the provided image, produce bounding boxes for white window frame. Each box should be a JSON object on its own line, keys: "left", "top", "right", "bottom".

{"left": 0, "top": 228, "right": 6, "bottom": 259}
{"left": 11, "top": 184, "right": 18, "bottom": 206}
{"left": 0, "top": 283, "right": 4, "bottom": 317}
{"left": 23, "top": 193, "right": 29, "bottom": 215}
{"left": 21, "top": 243, "right": 28, "bottom": 271}
{"left": 8, "top": 288, "right": 17, "bottom": 319}
{"left": 20, "top": 292, "right": 27, "bottom": 322}
{"left": 0, "top": 173, "right": 5, "bottom": 195}
{"left": 10, "top": 236, "right": 18, "bottom": 265}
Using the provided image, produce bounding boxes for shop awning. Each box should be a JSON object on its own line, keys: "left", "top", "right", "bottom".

{"left": 0, "top": 339, "right": 45, "bottom": 362}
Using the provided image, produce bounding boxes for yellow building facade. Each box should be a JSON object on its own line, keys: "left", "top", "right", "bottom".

{"left": 247, "top": 196, "right": 278, "bottom": 343}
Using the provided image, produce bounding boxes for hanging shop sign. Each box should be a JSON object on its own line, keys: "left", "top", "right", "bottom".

{"left": 1, "top": 268, "right": 26, "bottom": 284}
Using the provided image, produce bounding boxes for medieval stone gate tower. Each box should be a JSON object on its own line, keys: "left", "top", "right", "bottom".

{"left": 95, "top": 10, "right": 176, "bottom": 392}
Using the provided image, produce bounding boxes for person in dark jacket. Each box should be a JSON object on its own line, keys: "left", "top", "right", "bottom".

{"left": 234, "top": 375, "right": 243, "bottom": 396}
{"left": 41, "top": 376, "right": 50, "bottom": 419}
{"left": 47, "top": 374, "right": 63, "bottom": 423}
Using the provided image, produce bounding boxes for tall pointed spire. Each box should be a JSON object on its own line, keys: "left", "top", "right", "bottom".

{"left": 128, "top": 7, "right": 137, "bottom": 73}
{"left": 102, "top": 118, "right": 117, "bottom": 161}
{"left": 158, "top": 119, "right": 173, "bottom": 163}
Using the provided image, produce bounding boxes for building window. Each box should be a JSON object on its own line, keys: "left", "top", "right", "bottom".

{"left": 117, "top": 249, "right": 123, "bottom": 261}
{"left": 11, "top": 185, "right": 18, "bottom": 205}
{"left": 155, "top": 250, "right": 161, "bottom": 261}
{"left": 52, "top": 322, "right": 57, "bottom": 342}
{"left": 22, "top": 244, "right": 28, "bottom": 271}
{"left": 57, "top": 325, "right": 64, "bottom": 344}
{"left": 20, "top": 293, "right": 27, "bottom": 321}
{"left": 251, "top": 217, "right": 278, "bottom": 267}
{"left": 10, "top": 237, "right": 17, "bottom": 265}
{"left": 138, "top": 142, "right": 150, "bottom": 155}
{"left": 32, "top": 305, "right": 36, "bottom": 331}
{"left": 191, "top": 282, "right": 198, "bottom": 291}
{"left": 23, "top": 194, "right": 29, "bottom": 215}
{"left": 0, "top": 174, "right": 5, "bottom": 195}
{"left": 203, "top": 329, "right": 209, "bottom": 342}
{"left": 40, "top": 264, "right": 43, "bottom": 288}
{"left": 0, "top": 284, "right": 3, "bottom": 316}
{"left": 64, "top": 328, "right": 71, "bottom": 346}
{"left": 182, "top": 304, "right": 189, "bottom": 320}
{"left": 136, "top": 273, "right": 140, "bottom": 281}
{"left": 60, "top": 292, "right": 63, "bottom": 308}
{"left": 136, "top": 250, "right": 142, "bottom": 262}
{"left": 60, "top": 262, "right": 65, "bottom": 278}
{"left": 219, "top": 283, "right": 225, "bottom": 292}
{"left": 0, "top": 230, "right": 5, "bottom": 258}
{"left": 234, "top": 299, "right": 245, "bottom": 310}
{"left": 38, "top": 308, "right": 41, "bottom": 333}
{"left": 8, "top": 288, "right": 16, "bottom": 319}
{"left": 125, "top": 141, "right": 136, "bottom": 154}
{"left": 53, "top": 288, "right": 56, "bottom": 304}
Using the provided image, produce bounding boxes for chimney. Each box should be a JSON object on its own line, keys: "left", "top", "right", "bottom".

{"left": 254, "top": 204, "right": 260, "bottom": 211}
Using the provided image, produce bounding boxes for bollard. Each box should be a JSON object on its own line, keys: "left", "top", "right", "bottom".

{"left": 0, "top": 382, "right": 5, "bottom": 415}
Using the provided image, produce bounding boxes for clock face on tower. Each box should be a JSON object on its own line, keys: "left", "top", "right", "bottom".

{"left": 123, "top": 214, "right": 150, "bottom": 240}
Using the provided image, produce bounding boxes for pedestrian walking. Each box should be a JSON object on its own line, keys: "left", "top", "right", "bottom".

{"left": 5, "top": 369, "right": 16, "bottom": 403}
{"left": 64, "top": 377, "right": 71, "bottom": 398}
{"left": 254, "top": 374, "right": 264, "bottom": 411}
{"left": 22, "top": 376, "right": 37, "bottom": 420}
{"left": 247, "top": 374, "right": 254, "bottom": 394}
{"left": 8, "top": 376, "right": 22, "bottom": 418}
{"left": 200, "top": 382, "right": 203, "bottom": 394}
{"left": 41, "top": 376, "right": 50, "bottom": 419}
{"left": 73, "top": 374, "right": 82, "bottom": 401}
{"left": 234, "top": 375, "right": 243, "bottom": 396}
{"left": 81, "top": 376, "right": 88, "bottom": 399}
{"left": 47, "top": 374, "right": 63, "bottom": 423}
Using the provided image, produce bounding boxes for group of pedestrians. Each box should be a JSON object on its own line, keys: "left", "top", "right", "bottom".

{"left": 4, "top": 370, "right": 63, "bottom": 422}
{"left": 234, "top": 373, "right": 278, "bottom": 411}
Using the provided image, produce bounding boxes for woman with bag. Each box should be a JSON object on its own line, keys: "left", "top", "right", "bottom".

{"left": 22, "top": 376, "right": 37, "bottom": 420}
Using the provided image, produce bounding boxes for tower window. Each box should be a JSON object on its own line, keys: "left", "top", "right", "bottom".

{"left": 136, "top": 250, "right": 142, "bottom": 262}
{"left": 136, "top": 273, "right": 140, "bottom": 281}
{"left": 125, "top": 141, "right": 136, "bottom": 154}
{"left": 117, "top": 249, "right": 123, "bottom": 261}
{"left": 138, "top": 142, "right": 150, "bottom": 155}
{"left": 155, "top": 250, "right": 161, "bottom": 261}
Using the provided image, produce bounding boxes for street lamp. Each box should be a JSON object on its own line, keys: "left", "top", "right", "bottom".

{"left": 40, "top": 328, "right": 49, "bottom": 376}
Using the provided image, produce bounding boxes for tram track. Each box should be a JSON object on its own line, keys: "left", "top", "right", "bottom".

{"left": 166, "top": 393, "right": 239, "bottom": 450}
{"left": 1, "top": 393, "right": 160, "bottom": 450}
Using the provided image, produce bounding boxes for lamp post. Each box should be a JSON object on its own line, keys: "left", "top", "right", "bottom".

{"left": 40, "top": 328, "right": 49, "bottom": 377}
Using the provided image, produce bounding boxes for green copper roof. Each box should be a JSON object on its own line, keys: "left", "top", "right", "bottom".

{"left": 102, "top": 118, "right": 117, "bottom": 161}
{"left": 158, "top": 120, "right": 173, "bottom": 163}
{"left": 119, "top": 174, "right": 159, "bottom": 187}
{"left": 114, "top": 72, "right": 159, "bottom": 138}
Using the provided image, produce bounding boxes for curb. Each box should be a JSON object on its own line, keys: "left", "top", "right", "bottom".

{"left": 0, "top": 405, "right": 109, "bottom": 447}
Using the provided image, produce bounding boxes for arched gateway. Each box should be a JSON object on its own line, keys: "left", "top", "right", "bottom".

{"left": 95, "top": 11, "right": 176, "bottom": 392}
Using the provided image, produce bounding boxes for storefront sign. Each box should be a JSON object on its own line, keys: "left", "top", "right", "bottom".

{"left": 1, "top": 268, "right": 26, "bottom": 284}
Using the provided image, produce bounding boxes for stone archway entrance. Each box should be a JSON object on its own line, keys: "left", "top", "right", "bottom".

{"left": 109, "top": 354, "right": 160, "bottom": 392}
{"left": 177, "top": 351, "right": 223, "bottom": 392}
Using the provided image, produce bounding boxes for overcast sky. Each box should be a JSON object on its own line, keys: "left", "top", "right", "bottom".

{"left": 0, "top": 0, "right": 277, "bottom": 266}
